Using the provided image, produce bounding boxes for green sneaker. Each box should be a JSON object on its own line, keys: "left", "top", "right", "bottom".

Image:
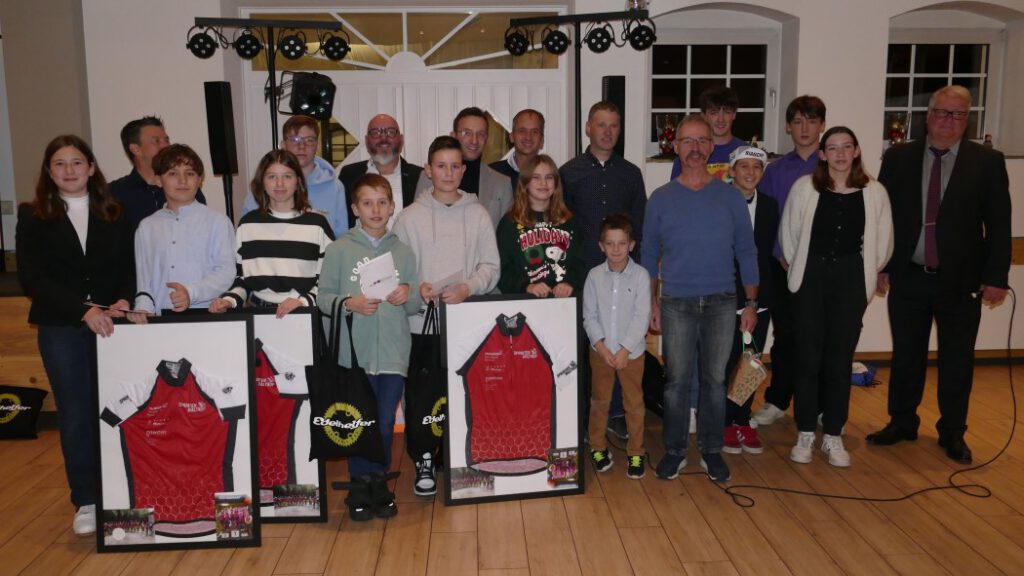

{"left": 591, "top": 449, "right": 613, "bottom": 473}
{"left": 626, "top": 455, "right": 646, "bottom": 479}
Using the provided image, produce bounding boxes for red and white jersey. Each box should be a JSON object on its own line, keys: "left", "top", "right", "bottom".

{"left": 101, "top": 359, "right": 246, "bottom": 537}
{"left": 253, "top": 340, "right": 308, "bottom": 504}
{"left": 457, "top": 313, "right": 554, "bottom": 475}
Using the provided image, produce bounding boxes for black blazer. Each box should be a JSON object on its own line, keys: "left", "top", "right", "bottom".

{"left": 338, "top": 158, "right": 423, "bottom": 228}
{"left": 15, "top": 204, "right": 135, "bottom": 326}
{"left": 878, "top": 138, "right": 1011, "bottom": 296}
{"left": 734, "top": 192, "right": 780, "bottom": 309}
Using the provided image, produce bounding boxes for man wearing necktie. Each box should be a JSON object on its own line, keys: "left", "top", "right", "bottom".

{"left": 868, "top": 85, "right": 1011, "bottom": 464}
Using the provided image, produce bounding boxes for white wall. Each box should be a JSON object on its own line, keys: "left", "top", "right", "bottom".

{"left": 83, "top": 0, "right": 228, "bottom": 216}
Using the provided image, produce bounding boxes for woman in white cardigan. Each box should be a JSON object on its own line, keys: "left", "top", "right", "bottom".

{"left": 779, "top": 126, "right": 893, "bottom": 468}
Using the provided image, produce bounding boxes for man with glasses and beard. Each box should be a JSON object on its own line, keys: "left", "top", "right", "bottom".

{"left": 339, "top": 114, "right": 423, "bottom": 229}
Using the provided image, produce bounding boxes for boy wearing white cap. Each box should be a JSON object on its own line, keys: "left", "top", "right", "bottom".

{"left": 722, "top": 146, "right": 779, "bottom": 455}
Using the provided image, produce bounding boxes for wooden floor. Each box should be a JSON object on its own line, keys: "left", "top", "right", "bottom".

{"left": 4, "top": 365, "right": 1024, "bottom": 576}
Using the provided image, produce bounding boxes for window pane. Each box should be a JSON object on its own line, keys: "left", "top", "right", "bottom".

{"left": 951, "top": 76, "right": 983, "bottom": 105}
{"left": 730, "top": 45, "right": 766, "bottom": 74}
{"left": 653, "top": 45, "right": 687, "bottom": 75}
{"left": 914, "top": 44, "right": 950, "bottom": 74}
{"left": 888, "top": 44, "right": 911, "bottom": 73}
{"left": 731, "top": 78, "right": 765, "bottom": 108}
{"left": 652, "top": 79, "right": 687, "bottom": 109}
{"left": 732, "top": 112, "right": 763, "bottom": 142}
{"left": 883, "top": 111, "right": 909, "bottom": 142}
{"left": 908, "top": 111, "right": 928, "bottom": 141}
{"left": 691, "top": 78, "right": 725, "bottom": 106}
{"left": 953, "top": 44, "right": 986, "bottom": 74}
{"left": 885, "top": 77, "right": 909, "bottom": 107}
{"left": 912, "top": 77, "right": 948, "bottom": 107}
{"left": 691, "top": 45, "right": 727, "bottom": 74}
{"left": 425, "top": 12, "right": 558, "bottom": 68}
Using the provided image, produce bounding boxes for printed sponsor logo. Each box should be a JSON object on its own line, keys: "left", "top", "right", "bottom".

{"left": 178, "top": 401, "right": 208, "bottom": 414}
{"left": 319, "top": 402, "right": 375, "bottom": 447}
{"left": 426, "top": 396, "right": 447, "bottom": 437}
{"left": 256, "top": 376, "right": 276, "bottom": 388}
{"left": 513, "top": 349, "right": 538, "bottom": 360}
{"left": 0, "top": 393, "right": 28, "bottom": 424}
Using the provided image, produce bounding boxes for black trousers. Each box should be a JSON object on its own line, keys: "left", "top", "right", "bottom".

{"left": 886, "top": 265, "right": 982, "bottom": 436}
{"left": 725, "top": 308, "right": 771, "bottom": 425}
{"left": 764, "top": 258, "right": 796, "bottom": 409}
{"left": 791, "top": 254, "right": 866, "bottom": 435}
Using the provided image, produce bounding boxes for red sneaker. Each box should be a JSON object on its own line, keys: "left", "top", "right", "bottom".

{"left": 723, "top": 425, "right": 742, "bottom": 454}
{"left": 737, "top": 425, "right": 764, "bottom": 454}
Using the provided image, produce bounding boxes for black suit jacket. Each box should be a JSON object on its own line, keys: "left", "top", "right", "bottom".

{"left": 879, "top": 138, "right": 1011, "bottom": 296}
{"left": 734, "top": 192, "right": 780, "bottom": 309}
{"left": 16, "top": 204, "right": 135, "bottom": 326}
{"left": 338, "top": 158, "right": 422, "bottom": 228}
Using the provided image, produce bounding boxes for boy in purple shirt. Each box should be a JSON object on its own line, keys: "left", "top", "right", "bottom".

{"left": 751, "top": 95, "right": 827, "bottom": 427}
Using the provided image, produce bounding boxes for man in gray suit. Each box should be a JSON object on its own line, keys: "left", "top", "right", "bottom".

{"left": 416, "top": 107, "right": 511, "bottom": 228}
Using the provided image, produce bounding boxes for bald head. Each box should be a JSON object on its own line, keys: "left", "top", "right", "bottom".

{"left": 366, "top": 114, "right": 403, "bottom": 170}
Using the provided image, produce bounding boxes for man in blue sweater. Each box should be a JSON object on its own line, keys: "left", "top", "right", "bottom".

{"left": 644, "top": 115, "right": 759, "bottom": 484}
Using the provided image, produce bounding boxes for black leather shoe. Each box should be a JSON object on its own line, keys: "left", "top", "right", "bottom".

{"left": 938, "top": 435, "right": 973, "bottom": 464}
{"left": 865, "top": 422, "right": 918, "bottom": 445}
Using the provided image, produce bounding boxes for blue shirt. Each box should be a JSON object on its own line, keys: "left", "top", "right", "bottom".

{"left": 133, "top": 201, "right": 236, "bottom": 314}
{"left": 642, "top": 179, "right": 758, "bottom": 298}
{"left": 109, "top": 168, "right": 208, "bottom": 232}
{"left": 759, "top": 150, "right": 818, "bottom": 258}
{"left": 582, "top": 258, "right": 651, "bottom": 359}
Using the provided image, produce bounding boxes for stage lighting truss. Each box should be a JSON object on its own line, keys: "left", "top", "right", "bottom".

{"left": 277, "top": 29, "right": 308, "bottom": 60}
{"left": 233, "top": 28, "right": 263, "bottom": 60}
{"left": 318, "top": 30, "right": 352, "bottom": 61}
{"left": 186, "top": 26, "right": 227, "bottom": 59}
{"left": 504, "top": 26, "right": 531, "bottom": 56}
{"left": 541, "top": 26, "right": 570, "bottom": 55}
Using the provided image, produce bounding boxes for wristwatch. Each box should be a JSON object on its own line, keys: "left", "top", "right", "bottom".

{"left": 744, "top": 299, "right": 759, "bottom": 309}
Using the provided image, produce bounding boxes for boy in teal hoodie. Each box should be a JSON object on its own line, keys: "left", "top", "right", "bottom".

{"left": 318, "top": 174, "right": 420, "bottom": 521}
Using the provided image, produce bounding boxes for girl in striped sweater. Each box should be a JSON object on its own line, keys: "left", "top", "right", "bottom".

{"left": 210, "top": 150, "right": 334, "bottom": 318}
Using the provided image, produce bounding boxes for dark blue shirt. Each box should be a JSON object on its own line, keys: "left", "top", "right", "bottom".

{"left": 109, "top": 168, "right": 207, "bottom": 232}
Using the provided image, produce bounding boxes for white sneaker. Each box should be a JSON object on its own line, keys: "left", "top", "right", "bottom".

{"left": 689, "top": 407, "right": 697, "bottom": 435}
{"left": 753, "top": 403, "right": 785, "bottom": 426}
{"left": 414, "top": 452, "right": 437, "bottom": 496}
{"left": 789, "top": 431, "right": 816, "bottom": 464}
{"left": 73, "top": 504, "right": 96, "bottom": 535}
{"left": 821, "top": 434, "right": 851, "bottom": 467}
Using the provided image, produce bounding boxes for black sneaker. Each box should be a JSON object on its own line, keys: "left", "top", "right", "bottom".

{"left": 369, "top": 471, "right": 400, "bottom": 518}
{"left": 626, "top": 455, "right": 646, "bottom": 479}
{"left": 655, "top": 453, "right": 687, "bottom": 480}
{"left": 413, "top": 452, "right": 437, "bottom": 496}
{"left": 591, "top": 449, "right": 613, "bottom": 472}
{"left": 607, "top": 415, "right": 629, "bottom": 440}
{"left": 700, "top": 452, "right": 731, "bottom": 483}
{"left": 339, "top": 476, "right": 374, "bottom": 521}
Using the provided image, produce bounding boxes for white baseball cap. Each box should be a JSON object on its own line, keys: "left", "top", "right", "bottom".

{"left": 729, "top": 146, "right": 768, "bottom": 168}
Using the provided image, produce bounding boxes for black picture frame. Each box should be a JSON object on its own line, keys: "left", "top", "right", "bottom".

{"left": 441, "top": 295, "right": 585, "bottom": 506}
{"left": 94, "top": 314, "right": 260, "bottom": 552}
{"left": 248, "top": 308, "right": 328, "bottom": 523}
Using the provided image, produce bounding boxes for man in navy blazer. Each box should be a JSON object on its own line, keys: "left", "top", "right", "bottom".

{"left": 338, "top": 114, "right": 422, "bottom": 229}
{"left": 868, "top": 85, "right": 1011, "bottom": 464}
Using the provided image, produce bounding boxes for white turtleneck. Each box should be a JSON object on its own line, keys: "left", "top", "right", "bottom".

{"left": 62, "top": 194, "right": 89, "bottom": 253}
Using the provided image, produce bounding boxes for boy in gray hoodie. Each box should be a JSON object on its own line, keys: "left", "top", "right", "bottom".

{"left": 318, "top": 173, "right": 420, "bottom": 521}
{"left": 393, "top": 135, "right": 500, "bottom": 496}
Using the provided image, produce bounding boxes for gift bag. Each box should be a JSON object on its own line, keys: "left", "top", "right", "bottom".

{"left": 405, "top": 301, "right": 447, "bottom": 457}
{"left": 306, "top": 299, "right": 385, "bottom": 463}
{"left": 727, "top": 333, "right": 767, "bottom": 405}
{"left": 0, "top": 385, "right": 47, "bottom": 439}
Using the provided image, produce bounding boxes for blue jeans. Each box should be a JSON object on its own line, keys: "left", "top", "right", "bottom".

{"left": 348, "top": 373, "right": 404, "bottom": 478}
{"left": 661, "top": 293, "right": 737, "bottom": 455}
{"left": 38, "top": 324, "right": 97, "bottom": 507}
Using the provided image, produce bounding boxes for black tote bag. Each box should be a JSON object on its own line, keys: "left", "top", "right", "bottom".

{"left": 306, "top": 298, "right": 386, "bottom": 463}
{"left": 404, "top": 301, "right": 447, "bottom": 458}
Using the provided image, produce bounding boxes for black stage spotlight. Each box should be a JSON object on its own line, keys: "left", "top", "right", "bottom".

{"left": 187, "top": 27, "right": 218, "bottom": 59}
{"left": 627, "top": 19, "right": 657, "bottom": 51}
{"left": 233, "top": 29, "right": 262, "bottom": 60}
{"left": 584, "top": 24, "right": 614, "bottom": 54}
{"left": 542, "top": 26, "right": 570, "bottom": 55}
{"left": 289, "top": 72, "right": 336, "bottom": 120}
{"left": 504, "top": 26, "right": 530, "bottom": 56}
{"left": 321, "top": 33, "right": 351, "bottom": 61}
{"left": 278, "top": 31, "right": 307, "bottom": 60}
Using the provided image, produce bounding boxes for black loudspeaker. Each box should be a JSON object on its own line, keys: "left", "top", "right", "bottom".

{"left": 204, "top": 81, "right": 238, "bottom": 176}
{"left": 601, "top": 75, "right": 626, "bottom": 157}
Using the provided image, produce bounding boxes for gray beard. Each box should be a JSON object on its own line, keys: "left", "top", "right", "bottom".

{"left": 370, "top": 152, "right": 397, "bottom": 167}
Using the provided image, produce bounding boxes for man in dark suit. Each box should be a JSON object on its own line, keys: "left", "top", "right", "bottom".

{"left": 867, "top": 85, "right": 1011, "bottom": 464}
{"left": 338, "top": 114, "right": 421, "bottom": 229}
{"left": 490, "top": 108, "right": 545, "bottom": 193}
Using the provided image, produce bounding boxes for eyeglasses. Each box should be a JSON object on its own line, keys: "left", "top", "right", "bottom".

{"left": 676, "top": 137, "right": 713, "bottom": 146}
{"left": 930, "top": 108, "right": 968, "bottom": 120}
{"left": 285, "top": 136, "right": 318, "bottom": 147}
{"left": 367, "top": 127, "right": 399, "bottom": 138}
{"left": 456, "top": 129, "right": 488, "bottom": 140}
